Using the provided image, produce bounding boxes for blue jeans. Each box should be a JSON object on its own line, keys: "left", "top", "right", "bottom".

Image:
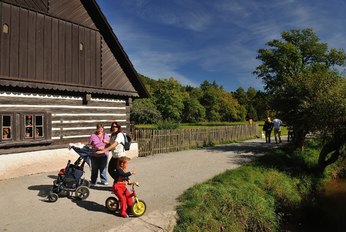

{"left": 90, "top": 156, "right": 108, "bottom": 184}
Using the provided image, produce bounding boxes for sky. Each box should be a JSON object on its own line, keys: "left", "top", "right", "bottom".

{"left": 96, "top": 0, "right": 346, "bottom": 92}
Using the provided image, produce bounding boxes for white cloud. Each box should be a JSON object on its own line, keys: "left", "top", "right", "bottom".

{"left": 99, "top": 0, "right": 346, "bottom": 92}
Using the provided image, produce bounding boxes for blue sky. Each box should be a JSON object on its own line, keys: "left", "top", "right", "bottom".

{"left": 96, "top": 0, "right": 346, "bottom": 92}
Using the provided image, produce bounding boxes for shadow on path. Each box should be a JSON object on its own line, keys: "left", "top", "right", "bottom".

{"left": 28, "top": 184, "right": 51, "bottom": 197}
{"left": 203, "top": 140, "right": 287, "bottom": 166}
{"left": 205, "top": 141, "right": 284, "bottom": 154}
{"left": 72, "top": 199, "right": 106, "bottom": 213}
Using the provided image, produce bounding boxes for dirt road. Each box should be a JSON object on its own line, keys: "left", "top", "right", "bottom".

{"left": 0, "top": 139, "right": 278, "bottom": 232}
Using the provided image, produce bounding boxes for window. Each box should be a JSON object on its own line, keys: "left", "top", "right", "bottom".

{"left": 24, "top": 114, "right": 33, "bottom": 138}
{"left": 24, "top": 114, "right": 44, "bottom": 139}
{"left": 35, "top": 115, "right": 44, "bottom": 138}
{"left": 2, "top": 115, "right": 12, "bottom": 140}
{"left": 79, "top": 42, "right": 84, "bottom": 51}
{"left": 0, "top": 112, "right": 49, "bottom": 145}
{"left": 2, "top": 24, "right": 9, "bottom": 34}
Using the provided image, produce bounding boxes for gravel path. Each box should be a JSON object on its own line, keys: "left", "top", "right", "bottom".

{"left": 0, "top": 138, "right": 281, "bottom": 232}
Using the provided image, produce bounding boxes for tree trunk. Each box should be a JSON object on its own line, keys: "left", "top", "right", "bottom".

{"left": 294, "top": 130, "right": 307, "bottom": 151}
{"left": 318, "top": 139, "right": 343, "bottom": 174}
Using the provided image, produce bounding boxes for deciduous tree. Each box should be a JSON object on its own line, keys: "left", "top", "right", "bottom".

{"left": 153, "top": 78, "right": 186, "bottom": 122}
{"left": 254, "top": 28, "right": 346, "bottom": 171}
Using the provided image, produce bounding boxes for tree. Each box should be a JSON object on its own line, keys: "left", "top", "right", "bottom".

{"left": 234, "top": 87, "right": 260, "bottom": 121}
{"left": 245, "top": 87, "right": 257, "bottom": 120}
{"left": 246, "top": 87, "right": 257, "bottom": 101}
{"left": 254, "top": 28, "right": 346, "bottom": 171}
{"left": 200, "top": 81, "right": 222, "bottom": 121}
{"left": 131, "top": 98, "right": 162, "bottom": 124}
{"left": 234, "top": 87, "right": 248, "bottom": 105}
{"left": 183, "top": 87, "right": 206, "bottom": 123}
{"left": 219, "top": 91, "right": 240, "bottom": 121}
{"left": 314, "top": 76, "right": 346, "bottom": 172}
{"left": 153, "top": 78, "right": 186, "bottom": 122}
{"left": 139, "top": 73, "right": 157, "bottom": 95}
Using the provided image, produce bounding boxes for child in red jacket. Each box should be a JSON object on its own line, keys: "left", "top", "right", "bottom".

{"left": 113, "top": 156, "right": 136, "bottom": 218}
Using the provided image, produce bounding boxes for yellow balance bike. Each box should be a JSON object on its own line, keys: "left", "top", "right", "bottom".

{"left": 105, "top": 182, "right": 146, "bottom": 217}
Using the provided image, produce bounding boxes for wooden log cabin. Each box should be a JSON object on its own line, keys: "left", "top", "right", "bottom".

{"left": 0, "top": 0, "right": 149, "bottom": 155}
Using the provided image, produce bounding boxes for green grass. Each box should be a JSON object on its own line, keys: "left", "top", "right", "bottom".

{"left": 136, "top": 121, "right": 249, "bottom": 129}
{"left": 174, "top": 140, "right": 339, "bottom": 232}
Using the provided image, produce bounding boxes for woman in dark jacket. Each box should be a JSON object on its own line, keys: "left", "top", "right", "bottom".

{"left": 263, "top": 117, "right": 273, "bottom": 143}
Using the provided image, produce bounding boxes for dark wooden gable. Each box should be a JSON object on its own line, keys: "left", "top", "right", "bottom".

{"left": 1, "top": 0, "right": 48, "bottom": 13}
{"left": 49, "top": 0, "right": 97, "bottom": 30}
{"left": 0, "top": 0, "right": 149, "bottom": 98}
{"left": 82, "top": 0, "right": 149, "bottom": 98}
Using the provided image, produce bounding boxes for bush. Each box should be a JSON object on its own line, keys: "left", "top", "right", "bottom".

{"left": 155, "top": 120, "right": 180, "bottom": 130}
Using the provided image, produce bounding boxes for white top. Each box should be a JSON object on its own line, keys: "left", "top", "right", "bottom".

{"left": 273, "top": 118, "right": 282, "bottom": 129}
{"left": 110, "top": 133, "right": 125, "bottom": 158}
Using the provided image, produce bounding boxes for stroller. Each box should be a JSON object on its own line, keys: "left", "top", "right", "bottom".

{"left": 48, "top": 145, "right": 92, "bottom": 202}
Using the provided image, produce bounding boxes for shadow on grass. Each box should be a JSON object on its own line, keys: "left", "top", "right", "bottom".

{"left": 252, "top": 144, "right": 317, "bottom": 177}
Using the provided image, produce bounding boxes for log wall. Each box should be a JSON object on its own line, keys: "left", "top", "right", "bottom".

{"left": 0, "top": 91, "right": 130, "bottom": 154}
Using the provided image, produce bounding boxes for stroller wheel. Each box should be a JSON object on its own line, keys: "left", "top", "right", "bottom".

{"left": 48, "top": 193, "right": 59, "bottom": 202}
{"left": 75, "top": 186, "right": 90, "bottom": 200}
{"left": 58, "top": 190, "right": 70, "bottom": 197}
{"left": 105, "top": 197, "right": 119, "bottom": 212}
{"left": 82, "top": 179, "right": 91, "bottom": 188}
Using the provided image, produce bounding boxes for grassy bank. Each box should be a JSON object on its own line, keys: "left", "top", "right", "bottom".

{"left": 174, "top": 140, "right": 344, "bottom": 232}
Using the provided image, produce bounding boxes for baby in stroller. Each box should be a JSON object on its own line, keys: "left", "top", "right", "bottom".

{"left": 48, "top": 144, "right": 92, "bottom": 202}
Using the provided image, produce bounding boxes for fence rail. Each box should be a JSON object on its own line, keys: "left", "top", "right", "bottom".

{"left": 134, "top": 124, "right": 258, "bottom": 157}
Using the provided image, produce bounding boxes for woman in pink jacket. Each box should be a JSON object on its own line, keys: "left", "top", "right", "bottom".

{"left": 88, "top": 123, "right": 110, "bottom": 186}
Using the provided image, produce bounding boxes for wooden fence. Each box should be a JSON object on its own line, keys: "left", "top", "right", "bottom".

{"left": 134, "top": 124, "right": 258, "bottom": 157}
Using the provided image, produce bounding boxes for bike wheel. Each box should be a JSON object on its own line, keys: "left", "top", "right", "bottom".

{"left": 105, "top": 197, "right": 119, "bottom": 212}
{"left": 75, "top": 186, "right": 90, "bottom": 200}
{"left": 48, "top": 193, "right": 59, "bottom": 202}
{"left": 131, "top": 199, "right": 146, "bottom": 217}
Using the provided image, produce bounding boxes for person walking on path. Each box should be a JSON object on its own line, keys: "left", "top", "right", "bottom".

{"left": 263, "top": 117, "right": 273, "bottom": 143}
{"left": 89, "top": 123, "right": 110, "bottom": 186}
{"left": 273, "top": 118, "right": 283, "bottom": 143}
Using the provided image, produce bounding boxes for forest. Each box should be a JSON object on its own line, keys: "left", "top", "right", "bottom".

{"left": 131, "top": 75, "right": 267, "bottom": 124}
{"left": 132, "top": 28, "right": 346, "bottom": 173}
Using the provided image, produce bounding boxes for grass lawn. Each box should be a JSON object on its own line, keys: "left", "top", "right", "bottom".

{"left": 173, "top": 140, "right": 341, "bottom": 232}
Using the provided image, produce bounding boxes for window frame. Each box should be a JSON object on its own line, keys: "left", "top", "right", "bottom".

{"left": 1, "top": 114, "right": 13, "bottom": 141}
{"left": 0, "top": 112, "right": 51, "bottom": 145}
{"left": 22, "top": 113, "right": 46, "bottom": 140}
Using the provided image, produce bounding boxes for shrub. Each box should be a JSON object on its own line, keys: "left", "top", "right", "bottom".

{"left": 155, "top": 120, "right": 180, "bottom": 130}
